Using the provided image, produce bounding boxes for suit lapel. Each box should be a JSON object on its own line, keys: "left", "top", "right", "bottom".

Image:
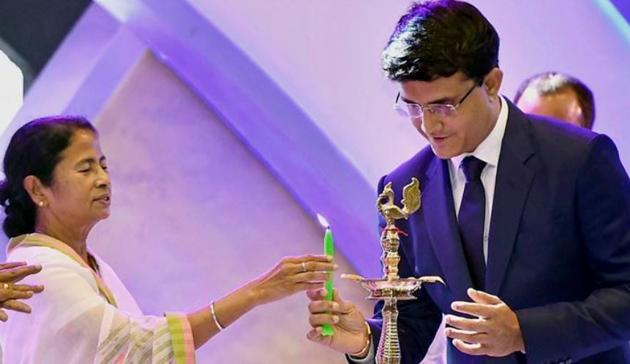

{"left": 422, "top": 157, "right": 474, "bottom": 300}
{"left": 485, "top": 103, "right": 536, "bottom": 295}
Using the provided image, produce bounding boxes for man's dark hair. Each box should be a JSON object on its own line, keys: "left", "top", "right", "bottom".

{"left": 382, "top": 0, "right": 500, "bottom": 84}
{"left": 513, "top": 72, "right": 596, "bottom": 129}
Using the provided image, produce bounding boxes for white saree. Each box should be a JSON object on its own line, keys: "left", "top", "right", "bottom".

{"left": 0, "top": 233, "right": 195, "bottom": 364}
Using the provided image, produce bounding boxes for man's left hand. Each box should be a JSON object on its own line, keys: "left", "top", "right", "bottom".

{"left": 445, "top": 288, "right": 525, "bottom": 357}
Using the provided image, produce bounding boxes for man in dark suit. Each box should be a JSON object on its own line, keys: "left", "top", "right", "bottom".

{"left": 305, "top": 1, "right": 630, "bottom": 363}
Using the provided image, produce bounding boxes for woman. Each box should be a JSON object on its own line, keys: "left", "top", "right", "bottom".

{"left": 0, "top": 116, "right": 335, "bottom": 363}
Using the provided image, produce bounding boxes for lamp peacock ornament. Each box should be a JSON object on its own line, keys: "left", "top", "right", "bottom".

{"left": 343, "top": 177, "right": 444, "bottom": 364}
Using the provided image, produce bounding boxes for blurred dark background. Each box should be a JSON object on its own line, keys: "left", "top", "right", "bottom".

{"left": 0, "top": 0, "right": 91, "bottom": 90}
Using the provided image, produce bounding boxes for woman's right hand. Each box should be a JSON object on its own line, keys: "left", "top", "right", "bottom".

{"left": 250, "top": 255, "right": 336, "bottom": 306}
{"left": 0, "top": 261, "right": 45, "bottom": 321}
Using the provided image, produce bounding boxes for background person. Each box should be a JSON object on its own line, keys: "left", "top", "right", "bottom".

{"left": 514, "top": 71, "right": 595, "bottom": 129}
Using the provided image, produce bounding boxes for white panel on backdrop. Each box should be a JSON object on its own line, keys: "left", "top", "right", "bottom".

{"left": 0, "top": 50, "right": 22, "bottom": 138}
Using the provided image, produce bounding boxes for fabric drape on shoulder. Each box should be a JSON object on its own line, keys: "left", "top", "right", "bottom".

{"left": 0, "top": 233, "right": 195, "bottom": 364}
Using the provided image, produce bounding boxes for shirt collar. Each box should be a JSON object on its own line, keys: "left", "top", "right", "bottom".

{"left": 451, "top": 95, "right": 509, "bottom": 170}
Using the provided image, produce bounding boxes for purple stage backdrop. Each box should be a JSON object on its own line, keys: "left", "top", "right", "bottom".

{"left": 0, "top": 1, "right": 628, "bottom": 363}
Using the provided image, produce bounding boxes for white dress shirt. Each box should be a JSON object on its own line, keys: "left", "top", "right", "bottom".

{"left": 449, "top": 96, "right": 508, "bottom": 262}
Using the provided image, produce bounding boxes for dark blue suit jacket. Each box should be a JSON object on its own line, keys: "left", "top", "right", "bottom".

{"left": 366, "top": 101, "right": 630, "bottom": 364}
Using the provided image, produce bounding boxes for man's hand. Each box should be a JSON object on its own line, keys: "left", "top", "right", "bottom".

{"left": 445, "top": 288, "right": 524, "bottom": 357}
{"left": 306, "top": 288, "right": 370, "bottom": 356}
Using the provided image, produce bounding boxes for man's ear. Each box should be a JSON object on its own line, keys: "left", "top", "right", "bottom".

{"left": 23, "top": 175, "right": 48, "bottom": 207}
{"left": 483, "top": 67, "right": 503, "bottom": 99}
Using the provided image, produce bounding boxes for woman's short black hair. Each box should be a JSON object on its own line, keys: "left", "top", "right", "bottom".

{"left": 382, "top": 0, "right": 500, "bottom": 83}
{"left": 0, "top": 116, "right": 97, "bottom": 238}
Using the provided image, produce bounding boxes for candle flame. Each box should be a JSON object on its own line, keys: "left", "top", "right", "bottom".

{"left": 316, "top": 213, "right": 330, "bottom": 228}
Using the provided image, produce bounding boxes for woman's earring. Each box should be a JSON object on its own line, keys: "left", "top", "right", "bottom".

{"left": 38, "top": 201, "right": 44, "bottom": 207}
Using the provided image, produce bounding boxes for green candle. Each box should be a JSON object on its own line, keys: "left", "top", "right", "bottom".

{"left": 318, "top": 214, "right": 335, "bottom": 336}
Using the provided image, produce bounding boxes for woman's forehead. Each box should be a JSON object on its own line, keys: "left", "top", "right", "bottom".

{"left": 60, "top": 130, "right": 104, "bottom": 161}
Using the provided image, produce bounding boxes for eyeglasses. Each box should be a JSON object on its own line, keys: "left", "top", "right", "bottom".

{"left": 394, "top": 82, "right": 478, "bottom": 120}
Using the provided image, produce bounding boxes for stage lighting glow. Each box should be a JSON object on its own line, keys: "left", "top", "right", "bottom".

{"left": 595, "top": 0, "right": 630, "bottom": 46}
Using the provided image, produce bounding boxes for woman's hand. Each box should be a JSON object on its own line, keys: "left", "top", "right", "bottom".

{"left": 188, "top": 255, "right": 336, "bottom": 348}
{"left": 0, "top": 262, "right": 44, "bottom": 321}
{"left": 250, "top": 255, "right": 336, "bottom": 306}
